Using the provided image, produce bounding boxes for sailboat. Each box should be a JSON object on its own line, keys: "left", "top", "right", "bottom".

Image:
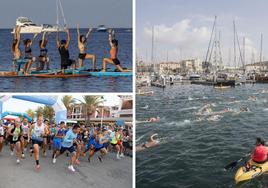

{"left": 11, "top": 0, "right": 66, "bottom": 34}
{"left": 204, "top": 16, "right": 235, "bottom": 87}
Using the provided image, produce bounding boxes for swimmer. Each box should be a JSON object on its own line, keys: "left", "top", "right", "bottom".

{"left": 240, "top": 106, "right": 249, "bottom": 112}
{"left": 200, "top": 104, "right": 213, "bottom": 114}
{"left": 136, "top": 134, "right": 159, "bottom": 152}
{"left": 148, "top": 117, "right": 160, "bottom": 123}
{"left": 207, "top": 115, "right": 223, "bottom": 122}
{"left": 248, "top": 96, "right": 257, "bottom": 101}
{"left": 141, "top": 105, "right": 149, "bottom": 109}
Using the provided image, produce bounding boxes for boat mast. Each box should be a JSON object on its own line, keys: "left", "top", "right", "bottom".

{"left": 151, "top": 26, "right": 154, "bottom": 63}
{"left": 204, "top": 16, "right": 217, "bottom": 67}
{"left": 233, "top": 20, "right": 236, "bottom": 68}
{"left": 56, "top": 0, "right": 59, "bottom": 27}
{"left": 260, "top": 33, "right": 263, "bottom": 63}
{"left": 243, "top": 37, "right": 245, "bottom": 66}
{"left": 260, "top": 33, "right": 263, "bottom": 72}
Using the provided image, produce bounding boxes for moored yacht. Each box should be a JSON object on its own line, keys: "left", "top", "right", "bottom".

{"left": 12, "top": 17, "right": 43, "bottom": 34}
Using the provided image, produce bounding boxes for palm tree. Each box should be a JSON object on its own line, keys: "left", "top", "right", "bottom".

{"left": 81, "top": 96, "right": 103, "bottom": 125}
{"left": 35, "top": 106, "right": 44, "bottom": 118}
{"left": 43, "top": 106, "right": 55, "bottom": 123}
{"left": 26, "top": 109, "right": 35, "bottom": 119}
{"left": 62, "top": 95, "right": 75, "bottom": 117}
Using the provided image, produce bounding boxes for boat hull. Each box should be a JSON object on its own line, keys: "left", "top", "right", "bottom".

{"left": 235, "top": 160, "right": 268, "bottom": 184}
{"left": 0, "top": 69, "right": 132, "bottom": 78}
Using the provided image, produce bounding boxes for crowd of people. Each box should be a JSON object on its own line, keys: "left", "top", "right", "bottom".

{"left": 0, "top": 115, "right": 133, "bottom": 172}
{"left": 11, "top": 25, "right": 129, "bottom": 75}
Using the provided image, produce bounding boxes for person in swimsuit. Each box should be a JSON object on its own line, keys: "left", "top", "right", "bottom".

{"left": 11, "top": 26, "right": 30, "bottom": 74}
{"left": 38, "top": 32, "right": 50, "bottom": 70}
{"left": 56, "top": 27, "right": 76, "bottom": 71}
{"left": 136, "top": 134, "right": 160, "bottom": 152}
{"left": 8, "top": 119, "right": 23, "bottom": 164}
{"left": 23, "top": 34, "right": 38, "bottom": 75}
{"left": 28, "top": 115, "right": 48, "bottom": 170}
{"left": 102, "top": 29, "right": 130, "bottom": 72}
{"left": 77, "top": 24, "right": 96, "bottom": 69}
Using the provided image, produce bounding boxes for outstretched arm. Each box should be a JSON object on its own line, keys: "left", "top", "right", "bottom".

{"left": 77, "top": 24, "right": 80, "bottom": 44}
{"left": 15, "top": 26, "right": 21, "bottom": 49}
{"left": 56, "top": 28, "right": 60, "bottom": 48}
{"left": 65, "top": 27, "right": 71, "bottom": 49}
{"left": 31, "top": 33, "right": 38, "bottom": 46}
{"left": 149, "top": 133, "right": 158, "bottom": 142}
{"left": 108, "top": 29, "right": 113, "bottom": 47}
{"left": 85, "top": 27, "right": 92, "bottom": 40}
{"left": 40, "top": 32, "right": 46, "bottom": 48}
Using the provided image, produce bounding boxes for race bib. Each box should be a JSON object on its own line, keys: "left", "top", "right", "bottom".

{"left": 13, "top": 128, "right": 20, "bottom": 141}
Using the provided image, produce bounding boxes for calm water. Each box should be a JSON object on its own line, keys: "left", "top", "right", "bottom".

{"left": 0, "top": 28, "right": 132, "bottom": 92}
{"left": 136, "top": 84, "right": 268, "bottom": 188}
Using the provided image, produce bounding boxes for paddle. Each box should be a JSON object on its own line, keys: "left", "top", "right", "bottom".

{"left": 224, "top": 141, "right": 268, "bottom": 171}
{"left": 224, "top": 153, "right": 251, "bottom": 171}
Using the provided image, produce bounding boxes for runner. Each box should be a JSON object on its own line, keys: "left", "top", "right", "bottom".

{"left": 77, "top": 24, "right": 96, "bottom": 69}
{"left": 52, "top": 121, "right": 66, "bottom": 164}
{"left": 6, "top": 120, "right": 15, "bottom": 156}
{"left": 53, "top": 124, "right": 80, "bottom": 172}
{"left": 11, "top": 26, "right": 29, "bottom": 74}
{"left": 102, "top": 29, "right": 130, "bottom": 72}
{"left": 8, "top": 119, "right": 23, "bottom": 163}
{"left": 73, "top": 128, "right": 83, "bottom": 165}
{"left": 110, "top": 128, "right": 124, "bottom": 159}
{"left": 20, "top": 118, "right": 29, "bottom": 158}
{"left": 83, "top": 132, "right": 108, "bottom": 163}
{"left": 42, "top": 119, "right": 50, "bottom": 157}
{"left": 38, "top": 32, "right": 50, "bottom": 70}
{"left": 56, "top": 27, "right": 76, "bottom": 71}
{"left": 28, "top": 115, "right": 48, "bottom": 170}
{"left": 0, "top": 120, "right": 5, "bottom": 153}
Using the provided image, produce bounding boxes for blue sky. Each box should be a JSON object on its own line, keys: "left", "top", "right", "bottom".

{"left": 137, "top": 0, "right": 268, "bottom": 65}
{"left": 3, "top": 95, "right": 121, "bottom": 113}
{"left": 0, "top": 0, "right": 132, "bottom": 28}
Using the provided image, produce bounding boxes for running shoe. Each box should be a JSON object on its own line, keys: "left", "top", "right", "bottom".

{"left": 36, "top": 165, "right": 41, "bottom": 171}
{"left": 52, "top": 158, "right": 56, "bottom": 164}
{"left": 68, "top": 165, "right": 75, "bottom": 172}
{"left": 10, "top": 151, "right": 14, "bottom": 156}
{"left": 116, "top": 154, "right": 121, "bottom": 160}
{"left": 16, "top": 159, "right": 20, "bottom": 164}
